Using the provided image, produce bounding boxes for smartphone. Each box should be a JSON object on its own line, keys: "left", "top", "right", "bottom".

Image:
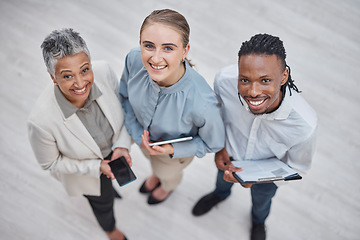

{"left": 108, "top": 156, "right": 136, "bottom": 187}
{"left": 148, "top": 136, "right": 193, "bottom": 146}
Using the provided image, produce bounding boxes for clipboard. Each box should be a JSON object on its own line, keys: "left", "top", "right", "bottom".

{"left": 231, "top": 158, "right": 302, "bottom": 185}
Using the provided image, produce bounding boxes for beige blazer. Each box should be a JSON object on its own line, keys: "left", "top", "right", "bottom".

{"left": 28, "top": 61, "right": 131, "bottom": 196}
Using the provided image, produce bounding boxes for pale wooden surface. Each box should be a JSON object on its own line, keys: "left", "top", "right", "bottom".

{"left": 0, "top": 0, "right": 359, "bottom": 239}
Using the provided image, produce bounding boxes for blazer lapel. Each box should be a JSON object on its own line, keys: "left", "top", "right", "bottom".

{"left": 64, "top": 114, "right": 103, "bottom": 158}
{"left": 95, "top": 82, "right": 121, "bottom": 134}
{"left": 97, "top": 96, "right": 119, "bottom": 132}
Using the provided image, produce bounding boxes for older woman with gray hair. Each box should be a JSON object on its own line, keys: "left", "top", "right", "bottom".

{"left": 28, "top": 28, "right": 131, "bottom": 240}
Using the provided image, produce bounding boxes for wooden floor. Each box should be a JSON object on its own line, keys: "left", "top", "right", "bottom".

{"left": 1, "top": 0, "right": 359, "bottom": 239}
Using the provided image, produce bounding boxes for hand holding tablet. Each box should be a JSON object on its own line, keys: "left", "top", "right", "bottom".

{"left": 148, "top": 136, "right": 193, "bottom": 146}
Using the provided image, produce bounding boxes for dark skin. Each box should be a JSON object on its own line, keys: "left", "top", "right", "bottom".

{"left": 217, "top": 53, "right": 288, "bottom": 187}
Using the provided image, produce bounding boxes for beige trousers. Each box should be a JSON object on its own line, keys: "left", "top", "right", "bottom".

{"left": 142, "top": 150, "right": 194, "bottom": 191}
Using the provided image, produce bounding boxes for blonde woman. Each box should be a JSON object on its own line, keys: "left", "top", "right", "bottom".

{"left": 119, "top": 9, "right": 225, "bottom": 204}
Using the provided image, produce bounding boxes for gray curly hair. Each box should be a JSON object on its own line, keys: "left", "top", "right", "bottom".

{"left": 41, "top": 28, "right": 90, "bottom": 76}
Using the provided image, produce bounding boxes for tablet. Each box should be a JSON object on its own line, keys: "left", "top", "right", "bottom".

{"left": 148, "top": 136, "right": 193, "bottom": 146}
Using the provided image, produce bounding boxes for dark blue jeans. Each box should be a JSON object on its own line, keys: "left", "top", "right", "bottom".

{"left": 213, "top": 169, "right": 278, "bottom": 224}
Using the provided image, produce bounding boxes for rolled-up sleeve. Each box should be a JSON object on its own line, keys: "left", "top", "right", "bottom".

{"left": 287, "top": 126, "right": 318, "bottom": 172}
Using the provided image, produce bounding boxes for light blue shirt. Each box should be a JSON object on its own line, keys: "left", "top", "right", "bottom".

{"left": 119, "top": 48, "right": 225, "bottom": 158}
{"left": 214, "top": 64, "right": 318, "bottom": 172}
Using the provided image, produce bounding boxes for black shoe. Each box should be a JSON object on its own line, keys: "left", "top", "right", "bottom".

{"left": 139, "top": 180, "right": 161, "bottom": 194}
{"left": 192, "top": 192, "right": 225, "bottom": 216}
{"left": 251, "top": 223, "right": 266, "bottom": 240}
{"left": 113, "top": 188, "right": 122, "bottom": 199}
{"left": 147, "top": 191, "right": 172, "bottom": 205}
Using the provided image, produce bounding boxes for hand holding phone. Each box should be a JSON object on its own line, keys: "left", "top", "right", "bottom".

{"left": 108, "top": 156, "right": 136, "bottom": 187}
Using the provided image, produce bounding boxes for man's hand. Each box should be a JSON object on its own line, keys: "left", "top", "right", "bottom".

{"left": 141, "top": 130, "right": 174, "bottom": 156}
{"left": 215, "top": 148, "right": 242, "bottom": 183}
{"left": 240, "top": 183, "right": 253, "bottom": 188}
{"left": 215, "top": 148, "right": 231, "bottom": 171}
{"left": 225, "top": 161, "right": 252, "bottom": 187}
{"left": 223, "top": 166, "right": 242, "bottom": 183}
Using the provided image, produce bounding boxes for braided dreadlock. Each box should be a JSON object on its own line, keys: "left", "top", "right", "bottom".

{"left": 238, "top": 33, "right": 300, "bottom": 96}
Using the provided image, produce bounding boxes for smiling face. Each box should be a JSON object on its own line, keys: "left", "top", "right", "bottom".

{"left": 238, "top": 54, "right": 288, "bottom": 115}
{"left": 140, "top": 23, "right": 190, "bottom": 87}
{"left": 51, "top": 51, "right": 93, "bottom": 108}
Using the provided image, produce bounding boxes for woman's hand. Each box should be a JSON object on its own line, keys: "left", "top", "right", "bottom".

{"left": 101, "top": 148, "right": 132, "bottom": 179}
{"left": 111, "top": 147, "right": 132, "bottom": 167}
{"left": 100, "top": 160, "right": 114, "bottom": 179}
{"left": 141, "top": 130, "right": 174, "bottom": 156}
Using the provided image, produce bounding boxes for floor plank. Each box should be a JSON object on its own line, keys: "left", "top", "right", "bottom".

{"left": 1, "top": 0, "right": 359, "bottom": 239}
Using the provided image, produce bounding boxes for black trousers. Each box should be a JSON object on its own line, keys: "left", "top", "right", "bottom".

{"left": 84, "top": 153, "right": 116, "bottom": 232}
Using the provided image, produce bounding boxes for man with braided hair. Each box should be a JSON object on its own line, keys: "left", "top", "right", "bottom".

{"left": 192, "top": 33, "right": 317, "bottom": 240}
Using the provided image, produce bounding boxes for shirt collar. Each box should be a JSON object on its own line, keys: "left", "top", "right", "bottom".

{"left": 271, "top": 90, "right": 292, "bottom": 120}
{"left": 54, "top": 83, "right": 102, "bottom": 118}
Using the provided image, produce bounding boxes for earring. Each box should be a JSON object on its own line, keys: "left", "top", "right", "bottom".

{"left": 54, "top": 83, "right": 59, "bottom": 86}
{"left": 182, "top": 58, "right": 185, "bottom": 62}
